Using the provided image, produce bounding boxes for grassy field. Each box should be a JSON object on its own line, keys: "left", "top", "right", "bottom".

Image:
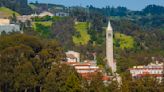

{"left": 0, "top": 7, "right": 20, "bottom": 18}
{"left": 32, "top": 21, "right": 53, "bottom": 29}
{"left": 28, "top": 4, "right": 37, "bottom": 10}
{"left": 73, "top": 22, "right": 91, "bottom": 45}
{"left": 114, "top": 32, "right": 135, "bottom": 49}
{"left": 32, "top": 21, "right": 52, "bottom": 38}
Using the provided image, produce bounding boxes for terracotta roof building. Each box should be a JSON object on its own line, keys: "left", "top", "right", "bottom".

{"left": 129, "top": 61, "right": 164, "bottom": 81}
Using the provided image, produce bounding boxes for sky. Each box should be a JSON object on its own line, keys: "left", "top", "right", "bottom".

{"left": 28, "top": 0, "right": 164, "bottom": 10}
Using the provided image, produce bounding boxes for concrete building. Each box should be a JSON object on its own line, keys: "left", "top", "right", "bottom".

{"left": 17, "top": 15, "right": 32, "bottom": 22}
{"left": 55, "top": 12, "right": 69, "bottom": 17}
{"left": 0, "top": 19, "right": 21, "bottom": 34}
{"left": 66, "top": 61, "right": 99, "bottom": 74}
{"left": 65, "top": 51, "right": 80, "bottom": 62}
{"left": 39, "top": 11, "right": 54, "bottom": 17}
{"left": 30, "top": 13, "right": 38, "bottom": 17}
{"left": 106, "top": 21, "right": 116, "bottom": 73}
{"left": 0, "top": 19, "right": 10, "bottom": 25}
{"left": 129, "top": 61, "right": 164, "bottom": 81}
{"left": 0, "top": 24, "right": 20, "bottom": 34}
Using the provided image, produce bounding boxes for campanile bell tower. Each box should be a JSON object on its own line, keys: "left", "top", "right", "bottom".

{"left": 106, "top": 21, "right": 116, "bottom": 73}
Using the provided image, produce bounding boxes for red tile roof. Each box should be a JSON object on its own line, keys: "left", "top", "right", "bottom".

{"left": 64, "top": 61, "right": 109, "bottom": 81}
{"left": 129, "top": 68, "right": 163, "bottom": 70}
{"left": 74, "top": 64, "right": 91, "bottom": 66}
{"left": 75, "top": 68, "right": 99, "bottom": 70}
{"left": 135, "top": 74, "right": 164, "bottom": 77}
{"left": 79, "top": 72, "right": 110, "bottom": 81}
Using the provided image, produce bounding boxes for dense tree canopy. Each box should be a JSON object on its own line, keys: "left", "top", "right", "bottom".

{"left": 0, "top": 34, "right": 64, "bottom": 92}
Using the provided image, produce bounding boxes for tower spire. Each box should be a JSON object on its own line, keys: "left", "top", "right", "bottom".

{"left": 107, "top": 21, "right": 112, "bottom": 31}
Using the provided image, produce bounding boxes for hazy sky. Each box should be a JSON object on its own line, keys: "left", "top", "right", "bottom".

{"left": 28, "top": 0, "right": 164, "bottom": 10}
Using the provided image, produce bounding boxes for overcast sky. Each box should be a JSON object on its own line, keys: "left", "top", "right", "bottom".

{"left": 28, "top": 0, "right": 164, "bottom": 10}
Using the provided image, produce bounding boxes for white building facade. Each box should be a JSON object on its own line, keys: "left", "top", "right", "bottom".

{"left": 65, "top": 51, "right": 80, "bottom": 62}
{"left": 67, "top": 62, "right": 99, "bottom": 74}
{"left": 39, "top": 11, "right": 54, "bottom": 17}
{"left": 129, "top": 61, "right": 164, "bottom": 81}
{"left": 55, "top": 12, "right": 69, "bottom": 17}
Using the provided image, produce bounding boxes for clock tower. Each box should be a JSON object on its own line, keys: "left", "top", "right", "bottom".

{"left": 106, "top": 21, "right": 116, "bottom": 73}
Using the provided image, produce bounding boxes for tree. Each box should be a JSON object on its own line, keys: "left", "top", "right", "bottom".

{"left": 11, "top": 13, "right": 17, "bottom": 23}
{"left": 64, "top": 72, "right": 82, "bottom": 92}
{"left": 89, "top": 73, "right": 106, "bottom": 92}
{"left": 0, "top": 44, "right": 34, "bottom": 92}
{"left": 106, "top": 80, "right": 120, "bottom": 92}
{"left": 43, "top": 64, "right": 83, "bottom": 92}
{"left": 0, "top": 34, "right": 64, "bottom": 92}
{"left": 51, "top": 17, "right": 75, "bottom": 49}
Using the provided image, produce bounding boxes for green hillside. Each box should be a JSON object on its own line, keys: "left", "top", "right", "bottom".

{"left": 0, "top": 7, "right": 20, "bottom": 18}
{"left": 32, "top": 21, "right": 52, "bottom": 38}
{"left": 32, "top": 21, "right": 52, "bottom": 29}
{"left": 73, "top": 22, "right": 91, "bottom": 45}
{"left": 28, "top": 4, "right": 37, "bottom": 10}
{"left": 114, "top": 32, "right": 135, "bottom": 49}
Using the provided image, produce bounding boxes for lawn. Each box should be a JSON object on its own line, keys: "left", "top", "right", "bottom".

{"left": 28, "top": 4, "right": 37, "bottom": 10}
{"left": 0, "top": 7, "right": 20, "bottom": 17}
{"left": 114, "top": 32, "right": 135, "bottom": 49}
{"left": 32, "top": 21, "right": 52, "bottom": 38}
{"left": 73, "top": 22, "right": 91, "bottom": 45}
{"left": 32, "top": 21, "right": 53, "bottom": 29}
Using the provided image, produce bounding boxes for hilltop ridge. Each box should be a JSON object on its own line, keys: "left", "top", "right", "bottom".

{"left": 0, "top": 0, "right": 32, "bottom": 14}
{"left": 0, "top": 7, "right": 20, "bottom": 18}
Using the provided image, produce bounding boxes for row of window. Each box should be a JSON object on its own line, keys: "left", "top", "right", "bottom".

{"left": 130, "top": 70, "right": 163, "bottom": 74}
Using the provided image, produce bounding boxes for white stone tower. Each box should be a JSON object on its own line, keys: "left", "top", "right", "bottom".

{"left": 106, "top": 21, "right": 116, "bottom": 73}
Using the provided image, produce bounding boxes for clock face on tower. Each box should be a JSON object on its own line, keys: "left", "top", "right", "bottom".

{"left": 108, "top": 33, "right": 111, "bottom": 37}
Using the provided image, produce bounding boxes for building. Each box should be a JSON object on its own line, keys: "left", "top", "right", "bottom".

{"left": 106, "top": 21, "right": 116, "bottom": 73}
{"left": 55, "top": 12, "right": 69, "bottom": 17}
{"left": 0, "top": 24, "right": 21, "bottom": 34}
{"left": 39, "top": 11, "right": 54, "bottom": 17}
{"left": 64, "top": 51, "right": 110, "bottom": 81}
{"left": 30, "top": 13, "right": 38, "bottom": 17}
{"left": 129, "top": 61, "right": 164, "bottom": 81}
{"left": 65, "top": 51, "right": 80, "bottom": 62}
{"left": 64, "top": 60, "right": 109, "bottom": 81}
{"left": 65, "top": 61, "right": 99, "bottom": 73}
{"left": 17, "top": 15, "right": 32, "bottom": 22}
{"left": 0, "top": 19, "right": 10, "bottom": 25}
{"left": 0, "top": 19, "right": 21, "bottom": 34}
